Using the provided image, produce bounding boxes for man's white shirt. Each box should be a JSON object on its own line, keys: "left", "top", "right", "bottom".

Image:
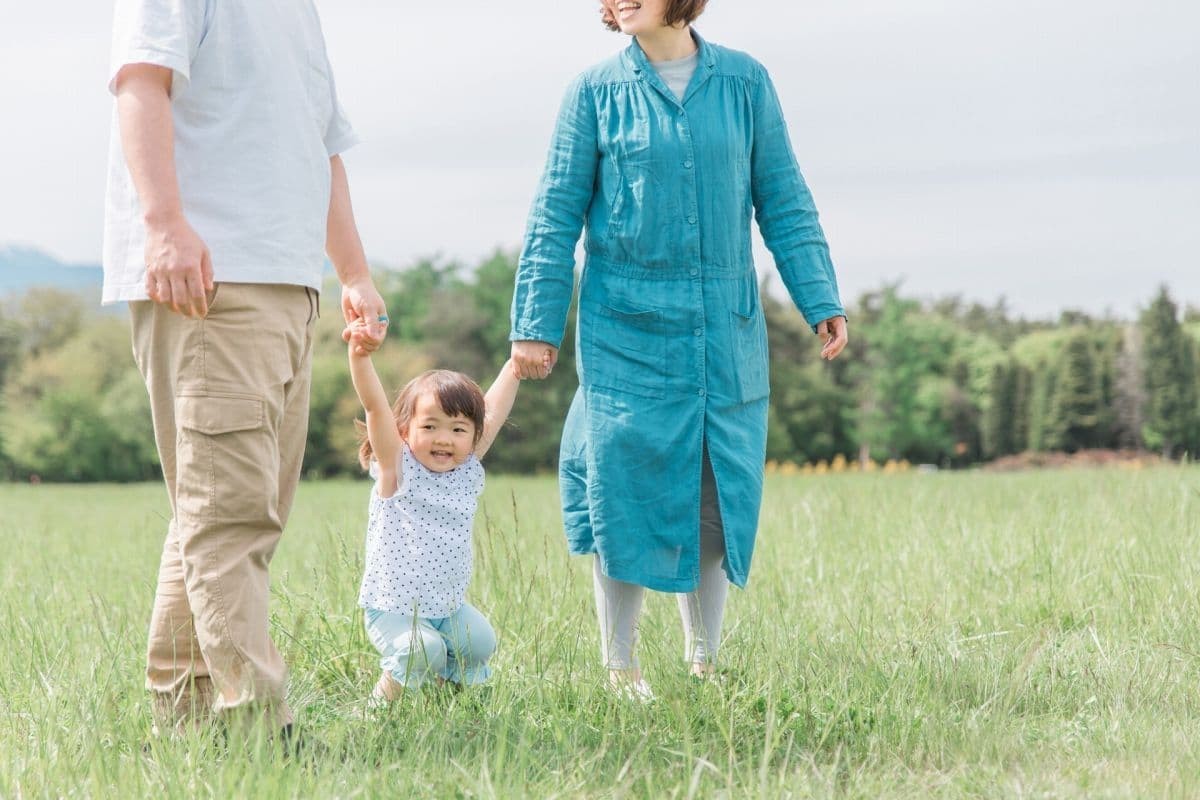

{"left": 103, "top": 0, "right": 359, "bottom": 303}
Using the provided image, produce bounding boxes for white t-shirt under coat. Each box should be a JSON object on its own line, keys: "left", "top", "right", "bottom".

{"left": 653, "top": 50, "right": 699, "bottom": 102}
{"left": 103, "top": 0, "right": 359, "bottom": 303}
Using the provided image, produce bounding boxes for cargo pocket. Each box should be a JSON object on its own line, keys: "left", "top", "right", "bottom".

{"left": 174, "top": 392, "right": 270, "bottom": 525}
{"left": 581, "top": 302, "right": 667, "bottom": 399}
{"left": 730, "top": 305, "right": 770, "bottom": 404}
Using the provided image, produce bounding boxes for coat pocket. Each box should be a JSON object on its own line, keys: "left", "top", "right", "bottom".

{"left": 730, "top": 305, "right": 770, "bottom": 404}
{"left": 606, "top": 167, "right": 654, "bottom": 246}
{"left": 581, "top": 302, "right": 667, "bottom": 399}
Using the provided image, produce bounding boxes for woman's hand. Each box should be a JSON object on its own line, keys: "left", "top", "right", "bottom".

{"left": 511, "top": 340, "right": 558, "bottom": 380}
{"left": 817, "top": 316, "right": 848, "bottom": 360}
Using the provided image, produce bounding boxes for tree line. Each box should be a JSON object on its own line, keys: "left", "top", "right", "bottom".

{"left": 0, "top": 251, "right": 1197, "bottom": 482}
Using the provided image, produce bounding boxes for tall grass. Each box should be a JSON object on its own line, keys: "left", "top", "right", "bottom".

{"left": 2, "top": 467, "right": 1199, "bottom": 798}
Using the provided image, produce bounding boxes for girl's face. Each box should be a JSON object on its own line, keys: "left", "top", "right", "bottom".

{"left": 604, "top": 0, "right": 672, "bottom": 36}
{"left": 402, "top": 392, "right": 477, "bottom": 472}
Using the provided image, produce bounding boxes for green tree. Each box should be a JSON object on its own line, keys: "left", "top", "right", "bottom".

{"left": 1140, "top": 287, "right": 1198, "bottom": 458}
{"left": 10, "top": 288, "right": 89, "bottom": 359}
{"left": 852, "top": 287, "right": 960, "bottom": 462}
{"left": 1112, "top": 326, "right": 1145, "bottom": 449}
{"left": 3, "top": 316, "right": 157, "bottom": 481}
{"left": 768, "top": 361, "right": 845, "bottom": 463}
{"left": 982, "top": 359, "right": 1019, "bottom": 458}
{"left": 762, "top": 287, "right": 853, "bottom": 464}
{"left": 0, "top": 309, "right": 21, "bottom": 478}
{"left": 1044, "top": 331, "right": 1103, "bottom": 452}
{"left": 1011, "top": 363, "right": 1032, "bottom": 452}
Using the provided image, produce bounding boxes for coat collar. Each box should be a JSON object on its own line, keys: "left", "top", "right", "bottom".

{"left": 623, "top": 28, "right": 717, "bottom": 108}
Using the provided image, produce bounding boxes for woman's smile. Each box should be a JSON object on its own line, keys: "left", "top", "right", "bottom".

{"left": 617, "top": 1, "right": 642, "bottom": 21}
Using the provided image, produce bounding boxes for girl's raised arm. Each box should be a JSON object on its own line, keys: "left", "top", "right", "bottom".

{"left": 475, "top": 359, "right": 522, "bottom": 460}
{"left": 349, "top": 330, "right": 403, "bottom": 496}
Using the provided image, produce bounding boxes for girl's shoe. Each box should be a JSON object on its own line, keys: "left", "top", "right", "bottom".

{"left": 609, "top": 675, "right": 655, "bottom": 704}
{"left": 366, "top": 689, "right": 390, "bottom": 712}
{"left": 688, "top": 663, "right": 731, "bottom": 683}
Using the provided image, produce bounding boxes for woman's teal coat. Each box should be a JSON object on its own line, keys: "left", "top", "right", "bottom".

{"left": 511, "top": 33, "right": 843, "bottom": 592}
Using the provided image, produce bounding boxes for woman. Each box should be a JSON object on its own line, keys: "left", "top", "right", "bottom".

{"left": 510, "top": 0, "right": 848, "bottom": 698}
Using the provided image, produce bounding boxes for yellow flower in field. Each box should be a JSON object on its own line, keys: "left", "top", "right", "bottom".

{"left": 883, "top": 459, "right": 899, "bottom": 474}
{"left": 800, "top": 463, "right": 815, "bottom": 476}
{"left": 862, "top": 459, "right": 878, "bottom": 472}
{"left": 831, "top": 454, "right": 848, "bottom": 473}
{"left": 815, "top": 460, "right": 829, "bottom": 475}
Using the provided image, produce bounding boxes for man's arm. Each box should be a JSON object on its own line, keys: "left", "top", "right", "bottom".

{"left": 327, "top": 155, "right": 386, "bottom": 355}
{"left": 115, "top": 63, "right": 212, "bottom": 318}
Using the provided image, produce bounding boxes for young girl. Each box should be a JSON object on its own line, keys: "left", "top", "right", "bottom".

{"left": 347, "top": 320, "right": 529, "bottom": 702}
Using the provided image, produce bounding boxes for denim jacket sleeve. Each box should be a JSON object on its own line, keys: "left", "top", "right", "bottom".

{"left": 510, "top": 75, "right": 600, "bottom": 348}
{"left": 750, "top": 67, "right": 845, "bottom": 332}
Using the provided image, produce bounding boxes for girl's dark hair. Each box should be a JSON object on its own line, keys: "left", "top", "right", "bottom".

{"left": 599, "top": 0, "right": 708, "bottom": 31}
{"left": 357, "top": 369, "right": 486, "bottom": 470}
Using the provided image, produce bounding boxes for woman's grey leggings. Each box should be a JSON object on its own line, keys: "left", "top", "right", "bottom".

{"left": 592, "top": 450, "right": 729, "bottom": 670}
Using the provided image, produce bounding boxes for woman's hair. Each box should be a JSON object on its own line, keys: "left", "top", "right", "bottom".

{"left": 599, "top": 0, "right": 708, "bottom": 31}
{"left": 357, "top": 369, "right": 487, "bottom": 470}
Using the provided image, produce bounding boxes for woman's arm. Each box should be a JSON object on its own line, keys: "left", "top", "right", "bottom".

{"left": 510, "top": 74, "right": 601, "bottom": 374}
{"left": 475, "top": 359, "right": 522, "bottom": 460}
{"left": 348, "top": 330, "right": 402, "bottom": 496}
{"left": 749, "top": 66, "right": 845, "bottom": 334}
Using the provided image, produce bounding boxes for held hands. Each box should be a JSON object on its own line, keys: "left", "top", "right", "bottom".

{"left": 341, "top": 279, "right": 388, "bottom": 356}
{"left": 143, "top": 214, "right": 214, "bottom": 318}
{"left": 510, "top": 340, "right": 558, "bottom": 380}
{"left": 345, "top": 316, "right": 388, "bottom": 357}
{"left": 816, "top": 315, "right": 849, "bottom": 361}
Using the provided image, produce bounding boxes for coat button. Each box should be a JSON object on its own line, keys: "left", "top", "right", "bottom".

{"left": 683, "top": 160, "right": 693, "bottom": 169}
{"left": 687, "top": 215, "right": 697, "bottom": 224}
{"left": 693, "top": 328, "right": 702, "bottom": 336}
{"left": 697, "top": 388, "right": 706, "bottom": 397}
{"left": 689, "top": 268, "right": 699, "bottom": 277}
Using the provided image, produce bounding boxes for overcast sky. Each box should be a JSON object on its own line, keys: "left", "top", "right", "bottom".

{"left": 1, "top": 1, "right": 1196, "bottom": 318}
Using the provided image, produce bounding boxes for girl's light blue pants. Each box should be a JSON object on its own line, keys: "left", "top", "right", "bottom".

{"left": 364, "top": 603, "right": 496, "bottom": 688}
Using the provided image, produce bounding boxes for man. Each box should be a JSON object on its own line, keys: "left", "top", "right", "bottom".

{"left": 103, "top": 0, "right": 386, "bottom": 736}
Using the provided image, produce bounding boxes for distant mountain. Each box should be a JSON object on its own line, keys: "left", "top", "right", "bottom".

{"left": 0, "top": 246, "right": 103, "bottom": 298}
{"left": 0, "top": 245, "right": 345, "bottom": 302}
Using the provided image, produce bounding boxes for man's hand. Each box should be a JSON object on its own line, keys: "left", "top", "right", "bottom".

{"left": 143, "top": 214, "right": 213, "bottom": 318}
{"left": 114, "top": 62, "right": 213, "bottom": 317}
{"left": 816, "top": 315, "right": 848, "bottom": 361}
{"left": 341, "top": 278, "right": 388, "bottom": 355}
{"left": 511, "top": 340, "right": 558, "bottom": 380}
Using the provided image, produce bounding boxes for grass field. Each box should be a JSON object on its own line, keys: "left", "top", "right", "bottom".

{"left": 3, "top": 466, "right": 1200, "bottom": 798}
